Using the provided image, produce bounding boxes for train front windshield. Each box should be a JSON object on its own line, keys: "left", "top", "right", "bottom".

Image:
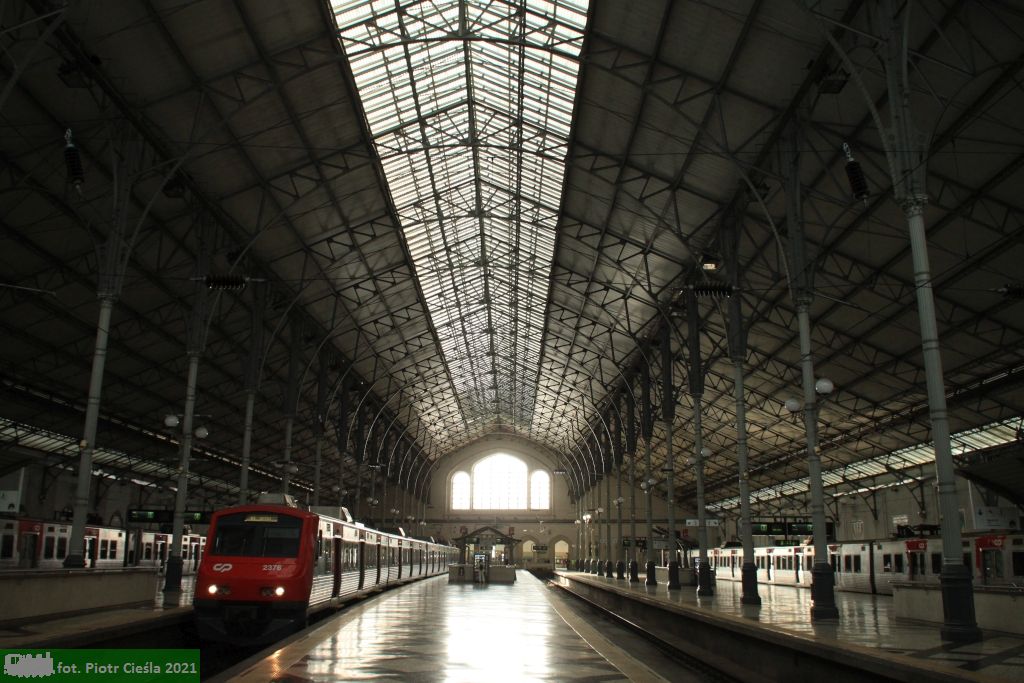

{"left": 210, "top": 512, "right": 303, "bottom": 557}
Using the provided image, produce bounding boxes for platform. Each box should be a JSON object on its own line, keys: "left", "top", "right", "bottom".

{"left": 0, "top": 575, "right": 196, "bottom": 648}
{"left": 557, "top": 569, "right": 1024, "bottom": 682}
{"left": 215, "top": 571, "right": 674, "bottom": 682}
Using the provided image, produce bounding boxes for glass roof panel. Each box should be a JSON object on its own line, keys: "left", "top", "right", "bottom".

{"left": 709, "top": 417, "right": 1022, "bottom": 512}
{"left": 333, "top": 0, "right": 588, "bottom": 437}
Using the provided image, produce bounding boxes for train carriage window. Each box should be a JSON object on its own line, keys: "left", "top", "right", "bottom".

{"left": 211, "top": 512, "right": 304, "bottom": 557}
{"left": 894, "top": 554, "right": 904, "bottom": 573}
{"left": 931, "top": 552, "right": 942, "bottom": 575}
{"left": 1012, "top": 551, "right": 1024, "bottom": 577}
{"left": 854, "top": 555, "right": 862, "bottom": 573}
{"left": 882, "top": 553, "right": 892, "bottom": 572}
{"left": 43, "top": 536, "right": 55, "bottom": 559}
{"left": 963, "top": 553, "right": 970, "bottom": 568}
{"left": 99, "top": 539, "right": 109, "bottom": 560}
{"left": 56, "top": 537, "right": 67, "bottom": 559}
{"left": 844, "top": 555, "right": 852, "bottom": 572}
{"left": 144, "top": 543, "right": 153, "bottom": 560}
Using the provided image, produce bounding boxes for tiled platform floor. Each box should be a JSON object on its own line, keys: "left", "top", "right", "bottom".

{"left": 563, "top": 570, "right": 1024, "bottom": 681}
{"left": 223, "top": 572, "right": 667, "bottom": 683}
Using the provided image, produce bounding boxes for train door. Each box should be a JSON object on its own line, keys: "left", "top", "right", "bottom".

{"left": 17, "top": 532, "right": 38, "bottom": 568}
{"left": 397, "top": 541, "right": 403, "bottom": 580}
{"left": 332, "top": 538, "right": 342, "bottom": 597}
{"left": 357, "top": 540, "right": 366, "bottom": 590}
{"left": 794, "top": 550, "right": 800, "bottom": 583}
{"left": 980, "top": 549, "right": 1004, "bottom": 585}
{"left": 0, "top": 522, "right": 15, "bottom": 567}
{"left": 765, "top": 552, "right": 772, "bottom": 581}
{"left": 375, "top": 543, "right": 382, "bottom": 585}
{"left": 974, "top": 535, "right": 1009, "bottom": 585}
{"left": 84, "top": 536, "right": 96, "bottom": 568}
{"left": 191, "top": 539, "right": 200, "bottom": 571}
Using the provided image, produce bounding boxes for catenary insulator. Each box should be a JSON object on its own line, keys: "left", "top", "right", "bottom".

{"left": 205, "top": 274, "right": 247, "bottom": 291}
{"left": 64, "top": 129, "right": 84, "bottom": 189}
{"left": 842, "top": 142, "right": 868, "bottom": 201}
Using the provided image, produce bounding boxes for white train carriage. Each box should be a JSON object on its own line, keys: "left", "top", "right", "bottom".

{"left": 0, "top": 518, "right": 127, "bottom": 569}
{"left": 700, "top": 531, "right": 1024, "bottom": 596}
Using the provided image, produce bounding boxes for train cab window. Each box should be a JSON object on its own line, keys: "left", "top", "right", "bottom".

{"left": 894, "top": 554, "right": 904, "bottom": 573}
{"left": 1012, "top": 552, "right": 1024, "bottom": 577}
{"left": 100, "top": 539, "right": 109, "bottom": 560}
{"left": 211, "top": 512, "right": 304, "bottom": 557}
{"left": 853, "top": 555, "right": 862, "bottom": 573}
{"left": 56, "top": 537, "right": 67, "bottom": 559}
{"left": 931, "top": 552, "right": 942, "bottom": 575}
{"left": 43, "top": 536, "right": 55, "bottom": 559}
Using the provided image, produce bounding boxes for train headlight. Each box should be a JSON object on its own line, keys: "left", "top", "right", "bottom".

{"left": 274, "top": 586, "right": 285, "bottom": 597}
{"left": 207, "top": 584, "right": 218, "bottom": 595}
{"left": 207, "top": 584, "right": 231, "bottom": 596}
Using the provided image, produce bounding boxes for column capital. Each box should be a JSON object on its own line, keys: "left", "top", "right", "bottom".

{"left": 899, "top": 193, "right": 928, "bottom": 217}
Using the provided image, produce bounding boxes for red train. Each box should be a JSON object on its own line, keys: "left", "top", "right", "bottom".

{"left": 193, "top": 500, "right": 458, "bottom": 644}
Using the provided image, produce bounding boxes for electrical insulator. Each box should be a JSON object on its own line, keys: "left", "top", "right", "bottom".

{"left": 843, "top": 142, "right": 869, "bottom": 201}
{"left": 691, "top": 283, "right": 733, "bottom": 298}
{"left": 999, "top": 283, "right": 1023, "bottom": 299}
{"left": 204, "top": 274, "right": 247, "bottom": 290}
{"left": 64, "top": 129, "right": 84, "bottom": 190}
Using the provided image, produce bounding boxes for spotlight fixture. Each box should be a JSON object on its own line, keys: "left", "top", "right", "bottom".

{"left": 553, "top": 467, "right": 567, "bottom": 475}
{"left": 817, "top": 66, "right": 849, "bottom": 94}
{"left": 699, "top": 254, "right": 721, "bottom": 272}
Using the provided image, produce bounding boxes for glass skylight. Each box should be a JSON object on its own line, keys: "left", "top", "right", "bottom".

{"left": 707, "top": 417, "right": 1022, "bottom": 512}
{"left": 333, "top": 0, "right": 589, "bottom": 437}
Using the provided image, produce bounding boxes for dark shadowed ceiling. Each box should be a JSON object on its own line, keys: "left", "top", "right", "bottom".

{"left": 1, "top": 0, "right": 1021, "bottom": 517}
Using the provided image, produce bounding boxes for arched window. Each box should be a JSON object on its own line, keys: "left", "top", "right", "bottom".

{"left": 451, "top": 471, "right": 471, "bottom": 510}
{"left": 472, "top": 454, "right": 528, "bottom": 510}
{"left": 530, "top": 470, "right": 550, "bottom": 510}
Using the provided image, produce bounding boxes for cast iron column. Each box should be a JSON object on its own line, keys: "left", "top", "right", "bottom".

{"left": 880, "top": 0, "right": 979, "bottom": 640}
{"left": 662, "top": 324, "right": 680, "bottom": 589}
{"left": 784, "top": 124, "right": 838, "bottom": 620}
{"left": 641, "top": 365, "right": 656, "bottom": 586}
{"left": 688, "top": 291, "right": 712, "bottom": 595}
{"left": 725, "top": 210, "right": 761, "bottom": 605}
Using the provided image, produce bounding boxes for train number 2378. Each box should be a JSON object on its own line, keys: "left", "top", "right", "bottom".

{"left": 262, "top": 564, "right": 283, "bottom": 571}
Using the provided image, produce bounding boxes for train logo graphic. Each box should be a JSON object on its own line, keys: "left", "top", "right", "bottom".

{"left": 3, "top": 652, "right": 54, "bottom": 678}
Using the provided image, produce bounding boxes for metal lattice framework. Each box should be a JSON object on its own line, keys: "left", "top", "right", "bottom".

{"left": 0, "top": 0, "right": 1021, "bottom": 518}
